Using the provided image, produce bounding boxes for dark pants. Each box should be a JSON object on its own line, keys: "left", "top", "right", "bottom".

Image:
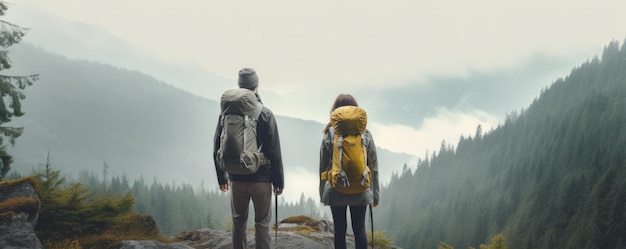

{"left": 331, "top": 205, "right": 368, "bottom": 249}
{"left": 230, "top": 181, "right": 272, "bottom": 249}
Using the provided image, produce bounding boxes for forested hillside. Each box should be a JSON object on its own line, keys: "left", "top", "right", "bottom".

{"left": 378, "top": 40, "right": 626, "bottom": 249}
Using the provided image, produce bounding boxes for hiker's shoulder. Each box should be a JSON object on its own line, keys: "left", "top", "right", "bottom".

{"left": 258, "top": 105, "right": 276, "bottom": 120}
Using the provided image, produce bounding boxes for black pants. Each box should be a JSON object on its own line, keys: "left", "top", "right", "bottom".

{"left": 331, "top": 205, "right": 368, "bottom": 249}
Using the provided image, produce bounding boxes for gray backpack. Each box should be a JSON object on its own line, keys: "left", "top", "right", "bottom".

{"left": 216, "top": 88, "right": 268, "bottom": 175}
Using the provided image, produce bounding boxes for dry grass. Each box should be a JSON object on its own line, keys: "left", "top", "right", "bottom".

{"left": 1, "top": 176, "right": 41, "bottom": 198}
{"left": 0, "top": 197, "right": 39, "bottom": 223}
{"left": 44, "top": 239, "right": 84, "bottom": 249}
{"left": 111, "top": 213, "right": 160, "bottom": 238}
{"left": 280, "top": 215, "right": 313, "bottom": 224}
{"left": 278, "top": 225, "right": 317, "bottom": 233}
{"left": 278, "top": 215, "right": 327, "bottom": 233}
{"left": 0, "top": 177, "right": 41, "bottom": 222}
{"left": 44, "top": 232, "right": 174, "bottom": 249}
{"left": 1, "top": 176, "right": 39, "bottom": 187}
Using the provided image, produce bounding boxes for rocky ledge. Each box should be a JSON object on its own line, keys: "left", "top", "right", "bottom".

{"left": 0, "top": 178, "right": 44, "bottom": 249}
{"left": 120, "top": 215, "right": 356, "bottom": 249}
{"left": 0, "top": 179, "right": 380, "bottom": 249}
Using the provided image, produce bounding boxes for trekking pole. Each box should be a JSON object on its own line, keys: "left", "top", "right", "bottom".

{"left": 370, "top": 204, "right": 374, "bottom": 249}
{"left": 275, "top": 192, "right": 278, "bottom": 246}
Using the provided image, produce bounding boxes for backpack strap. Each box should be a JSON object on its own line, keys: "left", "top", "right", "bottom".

{"left": 337, "top": 135, "right": 343, "bottom": 166}
{"left": 249, "top": 102, "right": 270, "bottom": 166}
{"left": 337, "top": 135, "right": 350, "bottom": 187}
{"left": 250, "top": 102, "right": 264, "bottom": 153}
{"left": 216, "top": 115, "right": 226, "bottom": 166}
{"left": 252, "top": 102, "right": 263, "bottom": 121}
{"left": 321, "top": 128, "right": 334, "bottom": 179}
{"left": 327, "top": 127, "right": 335, "bottom": 171}
{"left": 360, "top": 133, "right": 369, "bottom": 186}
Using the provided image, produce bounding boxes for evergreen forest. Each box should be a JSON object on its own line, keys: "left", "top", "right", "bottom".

{"left": 10, "top": 165, "right": 326, "bottom": 238}
{"left": 377, "top": 40, "right": 626, "bottom": 249}
{"left": 12, "top": 167, "right": 325, "bottom": 236}
{"left": 3, "top": 1, "right": 626, "bottom": 246}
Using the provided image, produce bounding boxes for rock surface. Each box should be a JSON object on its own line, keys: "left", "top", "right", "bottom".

{"left": 0, "top": 179, "right": 44, "bottom": 249}
{"left": 118, "top": 240, "right": 194, "bottom": 249}
{"left": 172, "top": 227, "right": 352, "bottom": 249}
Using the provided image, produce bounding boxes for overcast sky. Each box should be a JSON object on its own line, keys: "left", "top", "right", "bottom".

{"left": 16, "top": 0, "right": 626, "bottom": 90}
{"left": 8, "top": 0, "right": 626, "bottom": 156}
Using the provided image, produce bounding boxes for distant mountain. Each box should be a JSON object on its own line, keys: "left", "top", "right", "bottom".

{"left": 377, "top": 40, "right": 626, "bottom": 249}
{"left": 8, "top": 4, "right": 231, "bottom": 99}
{"left": 7, "top": 43, "right": 217, "bottom": 186}
{"left": 6, "top": 43, "right": 414, "bottom": 197}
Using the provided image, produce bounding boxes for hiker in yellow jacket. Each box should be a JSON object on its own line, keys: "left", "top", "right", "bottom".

{"left": 319, "top": 94, "right": 380, "bottom": 249}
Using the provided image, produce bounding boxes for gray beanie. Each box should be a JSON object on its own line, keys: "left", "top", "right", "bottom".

{"left": 238, "top": 68, "right": 259, "bottom": 89}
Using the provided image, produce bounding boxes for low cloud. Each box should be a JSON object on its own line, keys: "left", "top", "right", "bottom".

{"left": 283, "top": 107, "right": 500, "bottom": 202}
{"left": 283, "top": 166, "right": 319, "bottom": 204}
{"left": 369, "top": 107, "right": 500, "bottom": 157}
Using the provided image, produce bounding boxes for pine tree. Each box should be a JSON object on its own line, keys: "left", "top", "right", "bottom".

{"left": 479, "top": 233, "right": 507, "bottom": 249}
{"left": 0, "top": 1, "right": 38, "bottom": 180}
{"left": 205, "top": 208, "right": 215, "bottom": 229}
{"left": 33, "top": 154, "right": 144, "bottom": 246}
{"left": 438, "top": 241, "right": 454, "bottom": 249}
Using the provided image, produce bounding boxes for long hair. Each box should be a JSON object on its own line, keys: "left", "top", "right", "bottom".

{"left": 323, "top": 94, "right": 359, "bottom": 134}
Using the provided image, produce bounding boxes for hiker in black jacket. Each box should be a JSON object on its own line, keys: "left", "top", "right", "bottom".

{"left": 213, "top": 68, "right": 284, "bottom": 249}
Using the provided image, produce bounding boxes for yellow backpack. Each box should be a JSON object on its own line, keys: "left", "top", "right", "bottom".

{"left": 321, "top": 106, "right": 371, "bottom": 194}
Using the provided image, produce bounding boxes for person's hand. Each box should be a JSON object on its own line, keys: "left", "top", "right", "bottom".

{"left": 274, "top": 187, "right": 283, "bottom": 196}
{"left": 372, "top": 204, "right": 378, "bottom": 208}
{"left": 219, "top": 183, "right": 229, "bottom": 192}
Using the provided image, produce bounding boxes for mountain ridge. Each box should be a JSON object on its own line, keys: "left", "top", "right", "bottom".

{"left": 6, "top": 43, "right": 415, "bottom": 202}
{"left": 377, "top": 40, "right": 626, "bottom": 249}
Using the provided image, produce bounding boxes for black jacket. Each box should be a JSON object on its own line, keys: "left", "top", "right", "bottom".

{"left": 213, "top": 93, "right": 284, "bottom": 189}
